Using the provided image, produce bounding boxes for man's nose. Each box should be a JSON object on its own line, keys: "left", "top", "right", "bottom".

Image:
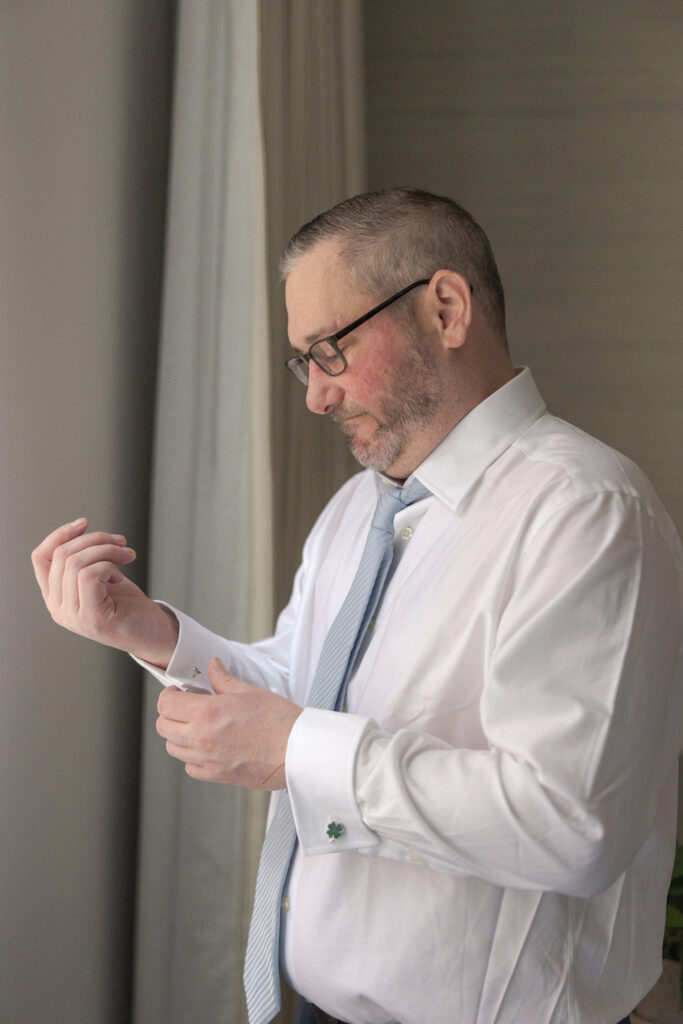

{"left": 306, "top": 361, "right": 344, "bottom": 415}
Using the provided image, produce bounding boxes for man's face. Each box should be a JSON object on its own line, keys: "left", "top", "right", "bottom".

{"left": 285, "top": 242, "right": 445, "bottom": 477}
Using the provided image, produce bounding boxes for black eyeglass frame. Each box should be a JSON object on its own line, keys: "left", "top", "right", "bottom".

{"left": 285, "top": 278, "right": 431, "bottom": 385}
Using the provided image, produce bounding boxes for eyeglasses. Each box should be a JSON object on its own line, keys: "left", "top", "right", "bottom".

{"left": 285, "top": 278, "right": 431, "bottom": 385}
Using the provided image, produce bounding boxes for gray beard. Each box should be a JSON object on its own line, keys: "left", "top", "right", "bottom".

{"left": 337, "top": 339, "right": 445, "bottom": 473}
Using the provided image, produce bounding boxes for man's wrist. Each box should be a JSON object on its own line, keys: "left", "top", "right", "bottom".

{"left": 132, "top": 604, "right": 180, "bottom": 670}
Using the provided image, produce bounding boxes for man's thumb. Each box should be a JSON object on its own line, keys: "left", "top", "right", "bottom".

{"left": 208, "top": 657, "right": 233, "bottom": 692}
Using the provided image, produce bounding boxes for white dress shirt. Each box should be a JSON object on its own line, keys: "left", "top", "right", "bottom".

{"left": 142, "top": 369, "right": 683, "bottom": 1024}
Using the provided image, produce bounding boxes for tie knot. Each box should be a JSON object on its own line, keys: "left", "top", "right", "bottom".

{"left": 397, "top": 478, "right": 430, "bottom": 506}
{"left": 371, "top": 479, "right": 430, "bottom": 534}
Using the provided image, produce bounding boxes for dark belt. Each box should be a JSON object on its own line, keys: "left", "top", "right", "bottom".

{"left": 295, "top": 998, "right": 344, "bottom": 1024}
{"left": 310, "top": 1007, "right": 341, "bottom": 1024}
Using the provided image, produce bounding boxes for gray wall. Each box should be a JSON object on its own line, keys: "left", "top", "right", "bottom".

{"left": 0, "top": 4, "right": 173, "bottom": 1022}
{"left": 365, "top": 0, "right": 682, "bottom": 538}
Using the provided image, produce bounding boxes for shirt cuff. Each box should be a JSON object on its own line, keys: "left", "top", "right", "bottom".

{"left": 131, "top": 602, "right": 216, "bottom": 693}
{"left": 286, "top": 707, "right": 380, "bottom": 855}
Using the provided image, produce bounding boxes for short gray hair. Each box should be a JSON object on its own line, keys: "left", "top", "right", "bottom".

{"left": 279, "top": 188, "right": 507, "bottom": 341}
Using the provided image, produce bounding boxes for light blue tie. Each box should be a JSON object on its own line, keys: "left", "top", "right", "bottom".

{"left": 243, "top": 477, "right": 429, "bottom": 1024}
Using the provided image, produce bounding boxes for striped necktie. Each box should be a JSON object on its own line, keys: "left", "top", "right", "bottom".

{"left": 243, "top": 477, "right": 430, "bottom": 1024}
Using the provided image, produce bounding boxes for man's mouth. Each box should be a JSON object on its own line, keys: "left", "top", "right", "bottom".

{"left": 336, "top": 412, "right": 371, "bottom": 434}
{"left": 331, "top": 407, "right": 369, "bottom": 425}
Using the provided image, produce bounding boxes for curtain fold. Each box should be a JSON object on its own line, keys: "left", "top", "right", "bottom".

{"left": 134, "top": 3, "right": 271, "bottom": 1022}
{"left": 134, "top": 3, "right": 365, "bottom": 1021}
{"left": 261, "top": 0, "right": 366, "bottom": 612}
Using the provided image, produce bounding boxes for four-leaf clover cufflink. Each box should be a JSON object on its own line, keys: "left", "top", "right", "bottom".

{"left": 326, "top": 821, "right": 345, "bottom": 842}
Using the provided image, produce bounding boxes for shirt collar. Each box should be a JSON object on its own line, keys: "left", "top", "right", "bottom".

{"left": 404, "top": 367, "right": 546, "bottom": 512}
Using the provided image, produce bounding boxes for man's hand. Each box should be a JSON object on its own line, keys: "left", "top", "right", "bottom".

{"left": 156, "top": 658, "right": 303, "bottom": 789}
{"left": 31, "top": 517, "right": 179, "bottom": 668}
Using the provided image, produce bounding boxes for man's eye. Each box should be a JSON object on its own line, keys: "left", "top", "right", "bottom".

{"left": 312, "top": 338, "right": 336, "bottom": 355}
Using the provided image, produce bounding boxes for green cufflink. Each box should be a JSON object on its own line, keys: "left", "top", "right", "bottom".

{"left": 326, "top": 821, "right": 345, "bottom": 842}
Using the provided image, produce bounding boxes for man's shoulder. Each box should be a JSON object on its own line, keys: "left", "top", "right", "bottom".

{"left": 514, "top": 412, "right": 657, "bottom": 510}
{"left": 503, "top": 411, "right": 683, "bottom": 565}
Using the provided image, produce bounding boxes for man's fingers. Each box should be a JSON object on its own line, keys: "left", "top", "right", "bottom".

{"left": 32, "top": 520, "right": 129, "bottom": 603}
{"left": 31, "top": 517, "right": 89, "bottom": 595}
{"left": 157, "top": 687, "right": 205, "bottom": 722}
{"left": 51, "top": 537, "right": 134, "bottom": 609}
{"left": 74, "top": 556, "right": 136, "bottom": 616}
{"left": 155, "top": 715, "right": 191, "bottom": 749}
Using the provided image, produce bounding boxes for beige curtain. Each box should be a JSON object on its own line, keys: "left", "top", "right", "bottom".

{"left": 134, "top": 3, "right": 365, "bottom": 1023}
{"left": 133, "top": 2, "right": 272, "bottom": 1021}
{"left": 261, "top": 0, "right": 366, "bottom": 612}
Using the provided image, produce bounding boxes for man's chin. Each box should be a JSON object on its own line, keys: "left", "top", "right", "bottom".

{"left": 346, "top": 431, "right": 404, "bottom": 474}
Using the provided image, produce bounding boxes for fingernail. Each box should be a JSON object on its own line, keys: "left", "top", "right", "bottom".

{"left": 70, "top": 517, "right": 86, "bottom": 527}
{"left": 112, "top": 534, "right": 127, "bottom": 544}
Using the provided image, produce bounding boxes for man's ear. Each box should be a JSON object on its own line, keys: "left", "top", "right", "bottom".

{"left": 429, "top": 270, "right": 472, "bottom": 350}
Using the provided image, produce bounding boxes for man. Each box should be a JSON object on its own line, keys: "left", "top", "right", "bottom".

{"left": 33, "top": 189, "right": 683, "bottom": 1024}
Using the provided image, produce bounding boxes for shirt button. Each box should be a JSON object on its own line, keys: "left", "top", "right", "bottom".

{"left": 400, "top": 525, "right": 414, "bottom": 540}
{"left": 281, "top": 896, "right": 290, "bottom": 912}
{"left": 411, "top": 853, "right": 423, "bottom": 864}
